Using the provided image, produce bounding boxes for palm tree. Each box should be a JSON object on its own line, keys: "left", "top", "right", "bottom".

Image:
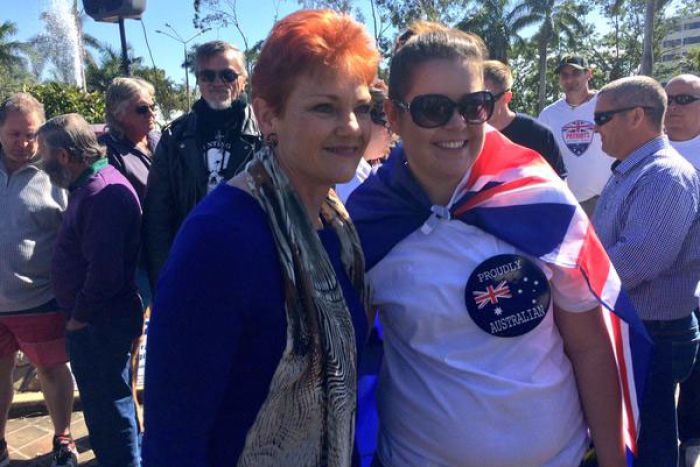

{"left": 456, "top": 0, "right": 524, "bottom": 63}
{"left": 639, "top": 0, "right": 675, "bottom": 75}
{"left": 511, "top": 0, "right": 586, "bottom": 112}
{"left": 0, "top": 21, "right": 27, "bottom": 70}
{"left": 85, "top": 45, "right": 145, "bottom": 93}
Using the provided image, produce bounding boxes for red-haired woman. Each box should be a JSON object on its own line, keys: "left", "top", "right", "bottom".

{"left": 142, "top": 9, "right": 378, "bottom": 467}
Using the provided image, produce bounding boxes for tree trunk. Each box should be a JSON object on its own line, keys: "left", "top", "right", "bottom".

{"left": 537, "top": 41, "right": 548, "bottom": 113}
{"left": 640, "top": 0, "right": 655, "bottom": 75}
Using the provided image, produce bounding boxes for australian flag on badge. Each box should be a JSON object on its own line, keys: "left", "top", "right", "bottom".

{"left": 562, "top": 119, "right": 596, "bottom": 156}
{"left": 347, "top": 127, "right": 652, "bottom": 467}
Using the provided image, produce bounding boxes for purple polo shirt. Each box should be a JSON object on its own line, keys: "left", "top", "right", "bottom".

{"left": 52, "top": 160, "right": 143, "bottom": 324}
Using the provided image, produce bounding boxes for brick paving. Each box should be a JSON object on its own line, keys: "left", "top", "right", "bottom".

{"left": 6, "top": 411, "right": 95, "bottom": 466}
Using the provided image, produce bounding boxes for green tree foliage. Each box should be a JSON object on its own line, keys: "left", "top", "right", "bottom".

{"left": 373, "top": 0, "right": 471, "bottom": 30}
{"left": 0, "top": 21, "right": 35, "bottom": 99}
{"left": 456, "top": 0, "right": 524, "bottom": 62}
{"left": 0, "top": 67, "right": 37, "bottom": 102}
{"left": 24, "top": 82, "right": 105, "bottom": 123}
{"left": 0, "top": 21, "right": 27, "bottom": 70}
{"left": 509, "top": 40, "right": 564, "bottom": 115}
{"left": 84, "top": 45, "right": 189, "bottom": 120}
{"left": 510, "top": 0, "right": 586, "bottom": 112}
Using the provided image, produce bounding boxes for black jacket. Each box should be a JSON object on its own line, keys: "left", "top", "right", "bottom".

{"left": 100, "top": 131, "right": 160, "bottom": 204}
{"left": 142, "top": 100, "right": 261, "bottom": 290}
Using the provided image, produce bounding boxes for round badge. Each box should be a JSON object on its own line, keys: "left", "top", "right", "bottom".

{"left": 464, "top": 254, "right": 551, "bottom": 338}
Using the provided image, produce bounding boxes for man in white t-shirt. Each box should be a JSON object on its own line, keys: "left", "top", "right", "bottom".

{"left": 665, "top": 74, "right": 700, "bottom": 170}
{"left": 539, "top": 55, "right": 615, "bottom": 217}
{"left": 665, "top": 73, "right": 700, "bottom": 467}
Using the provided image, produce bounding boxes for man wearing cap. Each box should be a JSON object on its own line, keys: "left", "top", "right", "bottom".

{"left": 665, "top": 73, "right": 700, "bottom": 467}
{"left": 538, "top": 55, "right": 615, "bottom": 217}
{"left": 483, "top": 60, "right": 567, "bottom": 179}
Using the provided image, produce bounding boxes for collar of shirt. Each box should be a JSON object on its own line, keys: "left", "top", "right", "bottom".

{"left": 613, "top": 135, "right": 670, "bottom": 176}
{"left": 69, "top": 157, "right": 109, "bottom": 192}
{"left": 0, "top": 153, "right": 43, "bottom": 178}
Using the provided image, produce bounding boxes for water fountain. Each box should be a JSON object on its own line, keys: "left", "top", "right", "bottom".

{"left": 44, "top": 0, "right": 86, "bottom": 90}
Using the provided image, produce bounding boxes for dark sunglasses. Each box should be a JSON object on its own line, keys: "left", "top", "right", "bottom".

{"left": 559, "top": 69, "right": 585, "bottom": 79}
{"left": 394, "top": 91, "right": 495, "bottom": 128}
{"left": 135, "top": 104, "right": 156, "bottom": 115}
{"left": 667, "top": 94, "right": 700, "bottom": 106}
{"left": 197, "top": 69, "right": 239, "bottom": 83}
{"left": 492, "top": 89, "right": 511, "bottom": 101}
{"left": 593, "top": 106, "right": 652, "bottom": 126}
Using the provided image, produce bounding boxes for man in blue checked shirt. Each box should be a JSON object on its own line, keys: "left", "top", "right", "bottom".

{"left": 592, "top": 75, "right": 700, "bottom": 467}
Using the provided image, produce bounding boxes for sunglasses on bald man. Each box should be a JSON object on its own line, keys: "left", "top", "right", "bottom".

{"left": 667, "top": 94, "right": 700, "bottom": 106}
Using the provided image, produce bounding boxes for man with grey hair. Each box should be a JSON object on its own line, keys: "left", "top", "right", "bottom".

{"left": 591, "top": 76, "right": 700, "bottom": 467}
{"left": 143, "top": 40, "right": 261, "bottom": 290}
{"left": 0, "top": 94, "right": 78, "bottom": 467}
{"left": 664, "top": 73, "right": 700, "bottom": 467}
{"left": 39, "top": 114, "right": 143, "bottom": 467}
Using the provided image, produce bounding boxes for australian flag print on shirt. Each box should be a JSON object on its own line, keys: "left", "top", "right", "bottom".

{"left": 562, "top": 119, "right": 596, "bottom": 156}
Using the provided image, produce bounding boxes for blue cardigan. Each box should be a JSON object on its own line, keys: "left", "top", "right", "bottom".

{"left": 142, "top": 183, "right": 368, "bottom": 466}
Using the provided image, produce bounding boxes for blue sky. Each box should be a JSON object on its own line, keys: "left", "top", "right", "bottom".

{"left": 6, "top": 0, "right": 313, "bottom": 85}
{"left": 5, "top": 0, "right": 682, "bottom": 87}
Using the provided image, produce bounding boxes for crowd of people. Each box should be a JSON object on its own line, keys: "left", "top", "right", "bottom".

{"left": 0, "top": 8, "right": 698, "bottom": 467}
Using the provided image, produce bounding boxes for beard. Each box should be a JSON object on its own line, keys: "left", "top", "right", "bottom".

{"left": 204, "top": 96, "right": 233, "bottom": 110}
{"left": 43, "top": 158, "right": 73, "bottom": 189}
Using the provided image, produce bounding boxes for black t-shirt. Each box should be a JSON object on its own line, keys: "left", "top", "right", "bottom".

{"left": 501, "top": 113, "right": 567, "bottom": 179}
{"left": 193, "top": 99, "right": 245, "bottom": 192}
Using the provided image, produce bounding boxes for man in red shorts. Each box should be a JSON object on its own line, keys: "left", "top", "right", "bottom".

{"left": 0, "top": 93, "right": 78, "bottom": 467}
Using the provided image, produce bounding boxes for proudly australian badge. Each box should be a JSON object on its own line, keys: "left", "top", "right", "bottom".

{"left": 465, "top": 254, "right": 551, "bottom": 338}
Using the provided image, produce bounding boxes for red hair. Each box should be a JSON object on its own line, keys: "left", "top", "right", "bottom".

{"left": 252, "top": 9, "right": 379, "bottom": 115}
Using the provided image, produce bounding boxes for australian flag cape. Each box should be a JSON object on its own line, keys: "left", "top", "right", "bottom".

{"left": 346, "top": 128, "right": 652, "bottom": 465}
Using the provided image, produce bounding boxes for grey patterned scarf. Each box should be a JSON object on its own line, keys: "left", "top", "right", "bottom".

{"left": 236, "top": 145, "right": 369, "bottom": 467}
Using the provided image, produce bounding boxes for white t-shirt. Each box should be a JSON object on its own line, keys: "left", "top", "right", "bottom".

{"left": 669, "top": 133, "right": 700, "bottom": 171}
{"left": 539, "top": 96, "right": 615, "bottom": 202}
{"left": 335, "top": 158, "right": 372, "bottom": 203}
{"left": 368, "top": 218, "right": 598, "bottom": 467}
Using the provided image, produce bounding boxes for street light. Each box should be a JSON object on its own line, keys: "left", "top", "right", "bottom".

{"left": 155, "top": 24, "right": 211, "bottom": 108}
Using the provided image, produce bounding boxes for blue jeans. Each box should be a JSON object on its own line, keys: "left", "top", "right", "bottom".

{"left": 635, "top": 314, "right": 699, "bottom": 467}
{"left": 66, "top": 318, "right": 142, "bottom": 467}
{"left": 679, "top": 308, "right": 700, "bottom": 448}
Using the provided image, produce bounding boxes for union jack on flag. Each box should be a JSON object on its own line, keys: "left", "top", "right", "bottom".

{"left": 473, "top": 281, "right": 512, "bottom": 309}
{"left": 347, "top": 127, "right": 652, "bottom": 467}
{"left": 450, "top": 128, "right": 652, "bottom": 464}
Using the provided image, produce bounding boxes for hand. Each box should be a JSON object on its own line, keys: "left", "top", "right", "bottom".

{"left": 66, "top": 318, "right": 88, "bottom": 332}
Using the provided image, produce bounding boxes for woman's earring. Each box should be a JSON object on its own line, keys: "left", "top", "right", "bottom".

{"left": 265, "top": 132, "right": 278, "bottom": 148}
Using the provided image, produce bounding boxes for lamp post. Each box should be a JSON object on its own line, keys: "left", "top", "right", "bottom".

{"left": 155, "top": 24, "right": 210, "bottom": 108}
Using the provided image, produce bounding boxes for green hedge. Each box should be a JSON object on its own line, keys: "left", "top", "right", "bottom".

{"left": 23, "top": 82, "right": 105, "bottom": 124}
